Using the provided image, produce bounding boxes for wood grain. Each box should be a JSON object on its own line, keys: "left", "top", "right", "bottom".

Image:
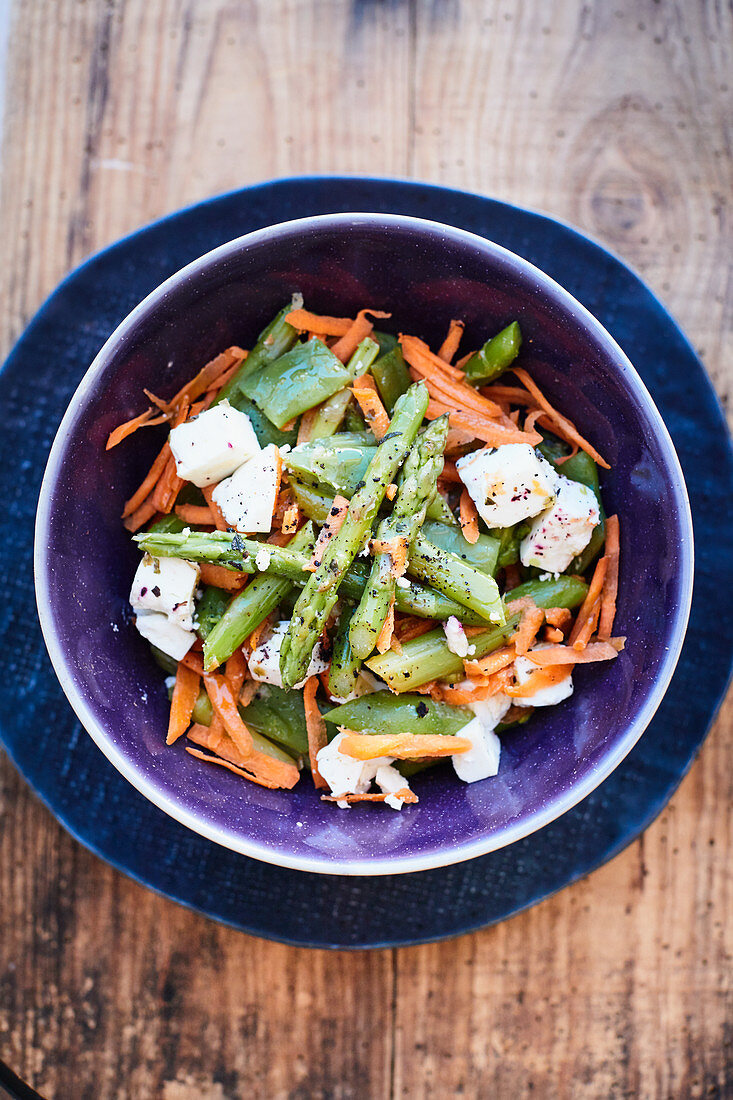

{"left": 1, "top": 2, "right": 730, "bottom": 1097}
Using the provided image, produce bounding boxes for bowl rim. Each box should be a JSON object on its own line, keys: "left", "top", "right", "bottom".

{"left": 34, "top": 211, "right": 695, "bottom": 876}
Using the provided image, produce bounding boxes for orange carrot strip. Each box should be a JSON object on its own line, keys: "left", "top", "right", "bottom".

{"left": 225, "top": 647, "right": 248, "bottom": 698}
{"left": 166, "top": 662, "right": 200, "bottom": 746}
{"left": 339, "top": 733, "right": 471, "bottom": 761}
{"left": 459, "top": 489, "right": 479, "bottom": 545}
{"left": 464, "top": 645, "right": 516, "bottom": 678}
{"left": 197, "top": 563, "right": 247, "bottom": 591}
{"left": 568, "top": 557, "right": 608, "bottom": 647}
{"left": 385, "top": 482, "right": 398, "bottom": 501}
{"left": 524, "top": 641, "right": 625, "bottom": 667}
{"left": 439, "top": 461, "right": 463, "bottom": 484}
{"left": 544, "top": 626, "right": 565, "bottom": 643}
{"left": 201, "top": 485, "right": 229, "bottom": 531}
{"left": 310, "top": 495, "right": 350, "bottom": 568}
{"left": 572, "top": 598, "right": 601, "bottom": 651}
{"left": 444, "top": 428, "right": 479, "bottom": 454}
{"left": 399, "top": 334, "right": 466, "bottom": 380}
{"left": 203, "top": 672, "right": 254, "bottom": 758}
{"left": 408, "top": 367, "right": 504, "bottom": 419}
{"left": 512, "top": 368, "right": 610, "bottom": 469}
{"left": 439, "top": 666, "right": 514, "bottom": 703}
{"left": 598, "top": 515, "right": 620, "bottom": 640}
{"left": 106, "top": 408, "right": 161, "bottom": 450}
{"left": 174, "top": 504, "right": 217, "bottom": 525}
{"left": 376, "top": 594, "right": 396, "bottom": 653}
{"left": 297, "top": 406, "right": 321, "bottom": 444}
{"left": 181, "top": 651, "right": 205, "bottom": 675}
{"left": 437, "top": 319, "right": 465, "bottom": 364}
{"left": 426, "top": 403, "right": 542, "bottom": 446}
{"left": 303, "top": 676, "right": 329, "bottom": 789}
{"left": 321, "top": 789, "right": 418, "bottom": 805}
{"left": 185, "top": 746, "right": 299, "bottom": 790}
{"left": 281, "top": 501, "right": 300, "bottom": 535}
{"left": 506, "top": 666, "right": 572, "bottom": 697}
{"left": 246, "top": 615, "right": 271, "bottom": 654}
{"left": 480, "top": 384, "right": 535, "bottom": 405}
{"left": 239, "top": 679, "right": 259, "bottom": 708}
{"left": 556, "top": 444, "right": 580, "bottom": 465}
{"left": 351, "top": 374, "right": 390, "bottom": 440}
{"left": 395, "top": 618, "right": 435, "bottom": 643}
{"left": 512, "top": 603, "right": 545, "bottom": 657}
{"left": 122, "top": 497, "right": 159, "bottom": 533}
{"left": 284, "top": 309, "right": 353, "bottom": 336}
{"left": 545, "top": 607, "right": 572, "bottom": 629}
{"left": 331, "top": 309, "right": 391, "bottom": 363}
{"left": 122, "top": 440, "right": 172, "bottom": 517}
{"left": 151, "top": 453, "right": 185, "bottom": 514}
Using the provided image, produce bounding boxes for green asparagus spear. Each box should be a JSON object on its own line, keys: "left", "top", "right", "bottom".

{"left": 279, "top": 381, "right": 430, "bottom": 688}
{"left": 324, "top": 693, "right": 473, "bottom": 736}
{"left": 214, "top": 300, "right": 302, "bottom": 408}
{"left": 349, "top": 416, "right": 449, "bottom": 659}
{"left": 408, "top": 531, "right": 505, "bottom": 624}
{"left": 328, "top": 603, "right": 363, "bottom": 701}
{"left": 463, "top": 321, "right": 522, "bottom": 384}
{"left": 200, "top": 524, "right": 315, "bottom": 670}
{"left": 135, "top": 530, "right": 258, "bottom": 571}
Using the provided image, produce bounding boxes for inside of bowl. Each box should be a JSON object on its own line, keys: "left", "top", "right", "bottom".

{"left": 38, "top": 217, "right": 692, "bottom": 871}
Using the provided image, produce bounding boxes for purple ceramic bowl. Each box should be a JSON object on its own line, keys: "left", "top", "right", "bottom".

{"left": 35, "top": 213, "right": 693, "bottom": 876}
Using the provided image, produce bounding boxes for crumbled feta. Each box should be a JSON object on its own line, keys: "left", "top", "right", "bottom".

{"left": 395, "top": 577, "right": 410, "bottom": 589}
{"left": 375, "top": 764, "right": 413, "bottom": 810}
{"left": 456, "top": 443, "right": 558, "bottom": 528}
{"left": 249, "top": 620, "right": 329, "bottom": 690}
{"left": 513, "top": 644, "right": 574, "bottom": 707}
{"left": 212, "top": 444, "right": 281, "bottom": 533}
{"left": 452, "top": 691, "right": 511, "bottom": 783}
{"left": 130, "top": 555, "right": 199, "bottom": 630}
{"left": 255, "top": 548, "right": 272, "bottom": 572}
{"left": 316, "top": 730, "right": 393, "bottom": 799}
{"left": 133, "top": 610, "right": 196, "bottom": 661}
{"left": 443, "top": 615, "right": 470, "bottom": 658}
{"left": 520, "top": 475, "right": 599, "bottom": 572}
{"left": 168, "top": 400, "right": 261, "bottom": 487}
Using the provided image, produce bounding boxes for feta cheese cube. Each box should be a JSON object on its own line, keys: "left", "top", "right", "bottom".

{"left": 133, "top": 610, "right": 195, "bottom": 661}
{"left": 375, "top": 764, "right": 413, "bottom": 810}
{"left": 451, "top": 716, "right": 503, "bottom": 783}
{"left": 212, "top": 444, "right": 281, "bottom": 533}
{"left": 168, "top": 400, "right": 261, "bottom": 487}
{"left": 129, "top": 555, "right": 199, "bottom": 630}
{"left": 513, "top": 645, "right": 574, "bottom": 707}
{"left": 249, "top": 619, "right": 329, "bottom": 690}
{"left": 519, "top": 475, "right": 599, "bottom": 572}
{"left": 456, "top": 443, "right": 558, "bottom": 529}
{"left": 316, "top": 730, "right": 393, "bottom": 799}
{"left": 443, "top": 615, "right": 470, "bottom": 658}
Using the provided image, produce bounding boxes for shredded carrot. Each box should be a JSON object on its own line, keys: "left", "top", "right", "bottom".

{"left": 480, "top": 384, "right": 535, "bottom": 405}
{"left": 598, "top": 515, "right": 620, "bottom": 640}
{"left": 303, "top": 676, "right": 329, "bottom": 789}
{"left": 339, "top": 732, "right": 472, "bottom": 761}
{"left": 143, "top": 388, "right": 169, "bottom": 412}
{"left": 426, "top": 403, "right": 542, "bottom": 446}
{"left": 572, "top": 598, "right": 601, "bottom": 651}
{"left": 123, "top": 497, "right": 159, "bottom": 533}
{"left": 321, "top": 789, "right": 418, "bottom": 805}
{"left": 164, "top": 347, "right": 245, "bottom": 412}
{"left": 376, "top": 594, "right": 396, "bottom": 653}
{"left": 122, "top": 440, "right": 171, "bottom": 518}
{"left": 246, "top": 616, "right": 271, "bottom": 654}
{"left": 440, "top": 666, "right": 514, "bottom": 703}
{"left": 389, "top": 631, "right": 403, "bottom": 655}
{"left": 297, "top": 405, "right": 321, "bottom": 444}
{"left": 371, "top": 536, "right": 409, "bottom": 578}
{"left": 224, "top": 647, "right": 248, "bottom": 698}
{"left": 310, "top": 495, "right": 350, "bottom": 568}
{"left": 201, "top": 485, "right": 229, "bottom": 531}
{"left": 106, "top": 407, "right": 168, "bottom": 450}
{"left": 512, "top": 368, "right": 610, "bottom": 469}
{"left": 525, "top": 640, "right": 625, "bottom": 666}
{"left": 544, "top": 626, "right": 564, "bottom": 643}
{"left": 180, "top": 651, "right": 205, "bottom": 675}
{"left": 396, "top": 617, "right": 436, "bottom": 643}
{"left": 464, "top": 625, "right": 488, "bottom": 637}
{"left": 409, "top": 366, "right": 504, "bottom": 419}
{"left": 281, "top": 501, "right": 300, "bottom": 535}
{"left": 506, "top": 665, "right": 572, "bottom": 698}
{"left": 239, "top": 679, "right": 259, "bottom": 708}
{"left": 280, "top": 416, "right": 297, "bottom": 431}
{"left": 166, "top": 662, "right": 200, "bottom": 746}
{"left": 351, "top": 374, "right": 390, "bottom": 440}
{"left": 439, "top": 460, "right": 463, "bottom": 484}
{"left": 331, "top": 309, "right": 391, "bottom": 363}
{"left": 464, "top": 645, "right": 516, "bottom": 678}
{"left": 512, "top": 602, "right": 545, "bottom": 656}
{"left": 568, "top": 556, "right": 608, "bottom": 648}
{"left": 399, "top": 334, "right": 466, "bottom": 380}
{"left": 284, "top": 308, "right": 353, "bottom": 336}
{"left": 203, "top": 672, "right": 254, "bottom": 758}
{"left": 197, "top": 563, "right": 247, "bottom": 591}
{"left": 174, "top": 504, "right": 217, "bottom": 525}
{"left": 444, "top": 428, "right": 478, "bottom": 454}
{"left": 185, "top": 745, "right": 300, "bottom": 789}
{"left": 437, "top": 319, "right": 465, "bottom": 364}
{"left": 151, "top": 452, "right": 185, "bottom": 514}
{"left": 545, "top": 607, "right": 572, "bottom": 629}
{"left": 385, "top": 482, "right": 398, "bottom": 501}
{"left": 556, "top": 443, "right": 580, "bottom": 465}
{"left": 459, "top": 490, "right": 480, "bottom": 545}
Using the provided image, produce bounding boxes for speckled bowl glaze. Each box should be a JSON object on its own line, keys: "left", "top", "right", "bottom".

{"left": 35, "top": 213, "right": 693, "bottom": 875}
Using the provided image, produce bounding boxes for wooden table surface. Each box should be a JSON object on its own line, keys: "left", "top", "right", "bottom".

{"left": 1, "top": 2, "right": 730, "bottom": 1097}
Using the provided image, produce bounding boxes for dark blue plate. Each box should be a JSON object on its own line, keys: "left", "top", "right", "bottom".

{"left": 3, "top": 177, "right": 732, "bottom": 948}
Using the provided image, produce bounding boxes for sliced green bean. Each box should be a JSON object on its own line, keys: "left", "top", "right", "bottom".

{"left": 464, "top": 321, "right": 522, "bottom": 384}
